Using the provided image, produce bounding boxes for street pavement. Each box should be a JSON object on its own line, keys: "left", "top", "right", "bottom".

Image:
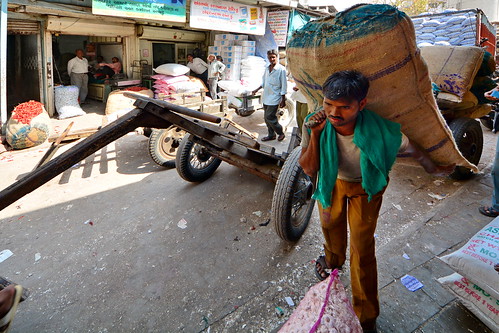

{"left": 0, "top": 100, "right": 497, "bottom": 332}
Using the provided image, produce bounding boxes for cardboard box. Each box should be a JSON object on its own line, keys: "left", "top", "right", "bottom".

{"left": 225, "top": 63, "right": 241, "bottom": 81}
{"left": 222, "top": 45, "right": 243, "bottom": 52}
{"left": 236, "top": 40, "right": 256, "bottom": 47}
{"left": 214, "top": 40, "right": 234, "bottom": 47}
{"left": 241, "top": 46, "right": 256, "bottom": 53}
{"left": 215, "top": 34, "right": 236, "bottom": 40}
{"left": 233, "top": 34, "right": 248, "bottom": 41}
{"left": 222, "top": 51, "right": 242, "bottom": 59}
{"left": 208, "top": 46, "right": 221, "bottom": 53}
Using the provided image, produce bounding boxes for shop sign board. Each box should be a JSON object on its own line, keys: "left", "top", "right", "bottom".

{"left": 92, "top": 0, "right": 186, "bottom": 23}
{"left": 189, "top": 0, "right": 267, "bottom": 35}
{"left": 267, "top": 10, "right": 289, "bottom": 47}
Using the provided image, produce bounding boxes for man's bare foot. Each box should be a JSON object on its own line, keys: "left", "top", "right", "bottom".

{"left": 0, "top": 286, "right": 15, "bottom": 331}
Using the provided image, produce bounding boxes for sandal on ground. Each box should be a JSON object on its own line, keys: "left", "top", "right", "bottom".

{"left": 0, "top": 285, "right": 23, "bottom": 333}
{"left": 314, "top": 256, "right": 330, "bottom": 281}
{"left": 479, "top": 206, "right": 499, "bottom": 217}
{"left": 261, "top": 136, "right": 276, "bottom": 142}
{"left": 277, "top": 134, "right": 285, "bottom": 141}
{"left": 0, "top": 278, "right": 29, "bottom": 302}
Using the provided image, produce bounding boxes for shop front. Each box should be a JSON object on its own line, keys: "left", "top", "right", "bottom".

{"left": 44, "top": 16, "right": 137, "bottom": 115}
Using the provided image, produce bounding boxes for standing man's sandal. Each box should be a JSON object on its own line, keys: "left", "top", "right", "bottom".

{"left": 261, "top": 136, "right": 276, "bottom": 142}
{"left": 277, "top": 134, "right": 285, "bottom": 141}
{"left": 0, "top": 285, "right": 23, "bottom": 333}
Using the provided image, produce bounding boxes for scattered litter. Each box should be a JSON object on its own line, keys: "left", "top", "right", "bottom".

{"left": 285, "top": 296, "right": 295, "bottom": 307}
{"left": 0, "top": 250, "right": 13, "bottom": 263}
{"left": 275, "top": 306, "right": 284, "bottom": 316}
{"left": 83, "top": 220, "right": 94, "bottom": 226}
{"left": 240, "top": 217, "right": 247, "bottom": 223}
{"left": 242, "top": 324, "right": 247, "bottom": 329}
{"left": 177, "top": 218, "right": 188, "bottom": 229}
{"left": 427, "top": 202, "right": 434, "bottom": 206}
{"left": 428, "top": 192, "right": 446, "bottom": 200}
{"left": 250, "top": 226, "right": 256, "bottom": 230}
{"left": 15, "top": 205, "right": 22, "bottom": 209}
{"left": 277, "top": 286, "right": 283, "bottom": 292}
{"left": 34, "top": 253, "right": 41, "bottom": 262}
{"left": 402, "top": 253, "right": 411, "bottom": 260}
{"left": 148, "top": 229, "right": 152, "bottom": 234}
{"left": 252, "top": 211, "right": 262, "bottom": 217}
{"left": 72, "top": 163, "right": 80, "bottom": 168}
{"left": 401, "top": 274, "right": 423, "bottom": 292}
{"left": 259, "top": 219, "right": 270, "bottom": 226}
{"left": 234, "top": 236, "right": 240, "bottom": 241}
{"left": 433, "top": 179, "right": 444, "bottom": 186}
{"left": 453, "top": 182, "right": 460, "bottom": 186}
{"left": 472, "top": 191, "right": 479, "bottom": 195}
{"left": 374, "top": 233, "right": 379, "bottom": 238}
{"left": 65, "top": 204, "right": 73, "bottom": 211}
{"left": 392, "top": 203, "right": 402, "bottom": 211}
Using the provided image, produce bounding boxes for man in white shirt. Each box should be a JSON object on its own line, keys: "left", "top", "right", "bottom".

{"left": 207, "top": 54, "right": 225, "bottom": 99}
{"left": 252, "top": 49, "right": 287, "bottom": 141}
{"left": 186, "top": 54, "right": 209, "bottom": 89}
{"left": 67, "top": 49, "right": 89, "bottom": 104}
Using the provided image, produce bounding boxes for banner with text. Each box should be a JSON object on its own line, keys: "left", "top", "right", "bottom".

{"left": 93, "top": 0, "right": 186, "bottom": 23}
{"left": 267, "top": 10, "right": 289, "bottom": 47}
{"left": 190, "top": 0, "right": 267, "bottom": 35}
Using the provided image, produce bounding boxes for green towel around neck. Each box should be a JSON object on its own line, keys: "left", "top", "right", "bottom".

{"left": 305, "top": 109, "right": 402, "bottom": 207}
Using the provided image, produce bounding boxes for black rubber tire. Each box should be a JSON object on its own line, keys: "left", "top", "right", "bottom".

{"left": 176, "top": 134, "right": 222, "bottom": 182}
{"left": 479, "top": 111, "right": 495, "bottom": 131}
{"left": 148, "top": 127, "right": 185, "bottom": 168}
{"left": 448, "top": 118, "right": 483, "bottom": 180}
{"left": 272, "top": 146, "right": 315, "bottom": 242}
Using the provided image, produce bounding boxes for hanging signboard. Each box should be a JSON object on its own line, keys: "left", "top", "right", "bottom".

{"left": 190, "top": 0, "right": 267, "bottom": 35}
{"left": 92, "top": 0, "right": 186, "bottom": 23}
{"left": 267, "top": 10, "right": 289, "bottom": 47}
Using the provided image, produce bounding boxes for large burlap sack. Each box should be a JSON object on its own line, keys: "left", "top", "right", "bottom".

{"left": 279, "top": 270, "right": 362, "bottom": 332}
{"left": 439, "top": 217, "right": 499, "bottom": 301}
{"left": 287, "top": 4, "right": 477, "bottom": 171}
{"left": 105, "top": 88, "right": 154, "bottom": 115}
{"left": 421, "top": 45, "right": 485, "bottom": 101}
{"left": 6, "top": 101, "right": 51, "bottom": 150}
{"left": 438, "top": 273, "right": 499, "bottom": 333}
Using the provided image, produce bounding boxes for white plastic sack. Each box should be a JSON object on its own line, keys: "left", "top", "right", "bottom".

{"left": 153, "top": 63, "right": 190, "bottom": 76}
{"left": 54, "top": 85, "right": 85, "bottom": 120}
{"left": 438, "top": 273, "right": 499, "bottom": 333}
{"left": 279, "top": 270, "right": 362, "bottom": 333}
{"left": 439, "top": 218, "right": 499, "bottom": 300}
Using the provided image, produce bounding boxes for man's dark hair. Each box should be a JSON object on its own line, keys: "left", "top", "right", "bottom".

{"left": 267, "top": 49, "right": 278, "bottom": 56}
{"left": 322, "top": 70, "right": 369, "bottom": 102}
{"left": 187, "top": 54, "right": 193, "bottom": 58}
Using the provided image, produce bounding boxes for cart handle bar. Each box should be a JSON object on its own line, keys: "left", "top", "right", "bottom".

{"left": 123, "top": 92, "right": 222, "bottom": 124}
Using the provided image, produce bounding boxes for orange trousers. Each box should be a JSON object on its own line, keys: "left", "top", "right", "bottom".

{"left": 318, "top": 179, "right": 386, "bottom": 330}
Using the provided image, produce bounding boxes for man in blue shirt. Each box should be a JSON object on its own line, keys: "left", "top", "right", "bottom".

{"left": 252, "top": 49, "right": 287, "bottom": 141}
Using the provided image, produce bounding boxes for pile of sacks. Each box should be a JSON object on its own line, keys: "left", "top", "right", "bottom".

{"left": 152, "top": 75, "right": 202, "bottom": 96}
{"left": 218, "top": 56, "right": 266, "bottom": 108}
{"left": 412, "top": 11, "right": 477, "bottom": 48}
{"left": 438, "top": 218, "right": 499, "bottom": 332}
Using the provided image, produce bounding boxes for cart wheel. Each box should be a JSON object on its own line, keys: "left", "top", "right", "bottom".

{"left": 278, "top": 99, "right": 296, "bottom": 129}
{"left": 176, "top": 134, "right": 222, "bottom": 182}
{"left": 449, "top": 118, "right": 483, "bottom": 180}
{"left": 148, "top": 127, "right": 185, "bottom": 168}
{"left": 479, "top": 111, "right": 495, "bottom": 131}
{"left": 272, "top": 146, "right": 315, "bottom": 242}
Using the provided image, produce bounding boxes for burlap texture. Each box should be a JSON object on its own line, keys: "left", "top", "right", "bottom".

{"left": 105, "top": 89, "right": 154, "bottom": 115}
{"left": 421, "top": 45, "right": 484, "bottom": 100}
{"left": 6, "top": 108, "right": 50, "bottom": 150}
{"left": 287, "top": 4, "right": 477, "bottom": 171}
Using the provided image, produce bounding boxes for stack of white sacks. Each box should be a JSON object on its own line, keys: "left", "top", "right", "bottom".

{"left": 437, "top": 217, "right": 499, "bottom": 332}
{"left": 412, "top": 11, "right": 477, "bottom": 48}
{"left": 208, "top": 33, "right": 256, "bottom": 81}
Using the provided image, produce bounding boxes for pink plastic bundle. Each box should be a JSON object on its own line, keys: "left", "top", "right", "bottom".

{"left": 279, "top": 270, "right": 362, "bottom": 333}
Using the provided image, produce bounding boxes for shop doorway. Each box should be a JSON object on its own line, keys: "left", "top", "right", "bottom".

{"left": 7, "top": 33, "right": 41, "bottom": 115}
{"left": 52, "top": 34, "right": 124, "bottom": 85}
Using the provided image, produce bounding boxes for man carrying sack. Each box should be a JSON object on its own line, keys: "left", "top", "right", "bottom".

{"left": 299, "top": 70, "right": 455, "bottom": 332}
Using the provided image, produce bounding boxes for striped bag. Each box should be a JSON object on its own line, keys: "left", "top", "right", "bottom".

{"left": 287, "top": 4, "right": 477, "bottom": 171}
